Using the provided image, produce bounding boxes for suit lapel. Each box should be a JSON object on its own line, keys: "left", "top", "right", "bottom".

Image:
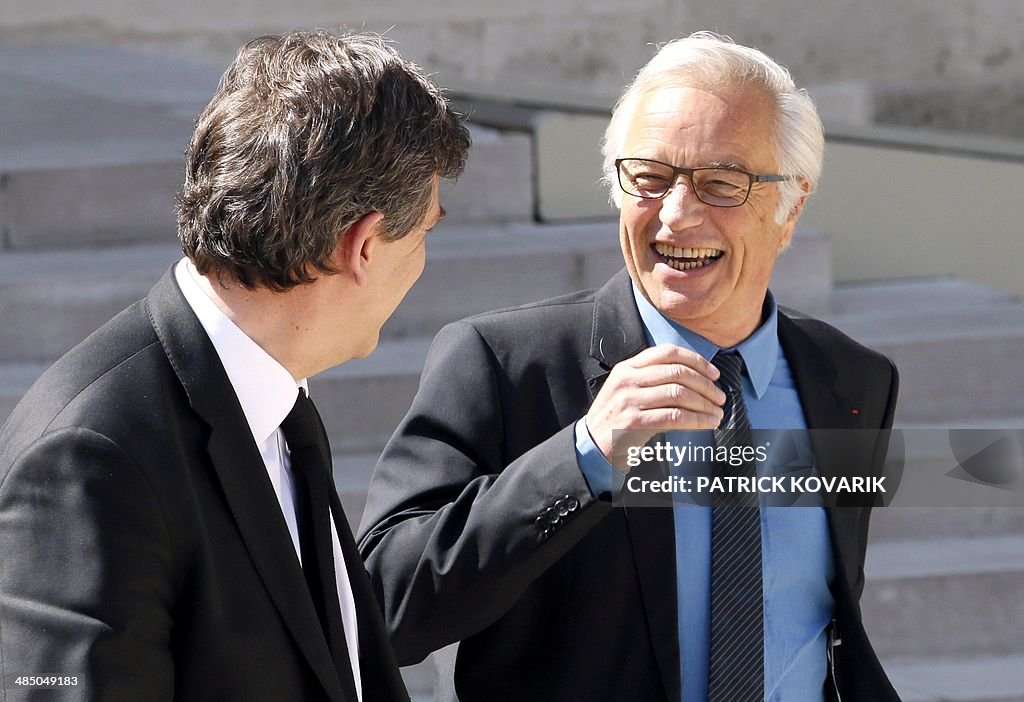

{"left": 146, "top": 269, "right": 347, "bottom": 702}
{"left": 587, "top": 270, "right": 681, "bottom": 702}
{"left": 585, "top": 269, "right": 648, "bottom": 395}
{"left": 777, "top": 311, "right": 863, "bottom": 593}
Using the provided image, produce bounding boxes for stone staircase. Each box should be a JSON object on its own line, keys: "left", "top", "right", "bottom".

{"left": 2, "top": 44, "right": 1023, "bottom": 702}
{"left": 819, "top": 282, "right": 1024, "bottom": 702}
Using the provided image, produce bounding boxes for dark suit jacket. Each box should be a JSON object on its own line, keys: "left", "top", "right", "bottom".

{"left": 358, "top": 268, "right": 901, "bottom": 702}
{"left": 0, "top": 269, "right": 408, "bottom": 702}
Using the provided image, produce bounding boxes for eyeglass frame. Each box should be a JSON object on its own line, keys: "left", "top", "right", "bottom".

{"left": 614, "top": 157, "right": 792, "bottom": 208}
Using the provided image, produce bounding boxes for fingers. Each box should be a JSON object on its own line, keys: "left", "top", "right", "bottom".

{"left": 630, "top": 382, "right": 725, "bottom": 422}
{"left": 615, "top": 344, "right": 725, "bottom": 405}
{"left": 629, "top": 406, "right": 723, "bottom": 433}
{"left": 622, "top": 343, "right": 721, "bottom": 380}
{"left": 628, "top": 363, "right": 726, "bottom": 406}
{"left": 585, "top": 344, "right": 730, "bottom": 467}
{"left": 588, "top": 384, "right": 723, "bottom": 436}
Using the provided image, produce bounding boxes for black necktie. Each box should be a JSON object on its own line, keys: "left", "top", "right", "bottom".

{"left": 708, "top": 351, "right": 764, "bottom": 702}
{"left": 281, "top": 389, "right": 359, "bottom": 700}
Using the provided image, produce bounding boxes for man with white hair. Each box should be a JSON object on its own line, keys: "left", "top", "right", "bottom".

{"left": 359, "top": 32, "right": 901, "bottom": 701}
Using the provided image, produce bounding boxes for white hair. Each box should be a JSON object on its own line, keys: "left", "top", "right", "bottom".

{"left": 601, "top": 32, "right": 824, "bottom": 224}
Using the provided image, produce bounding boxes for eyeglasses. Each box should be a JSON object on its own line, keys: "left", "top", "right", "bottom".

{"left": 615, "top": 157, "right": 791, "bottom": 208}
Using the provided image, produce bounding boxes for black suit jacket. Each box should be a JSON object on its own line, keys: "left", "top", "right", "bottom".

{"left": 0, "top": 269, "right": 408, "bottom": 702}
{"left": 358, "top": 269, "right": 901, "bottom": 702}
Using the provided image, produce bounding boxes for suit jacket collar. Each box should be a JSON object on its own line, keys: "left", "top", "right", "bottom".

{"left": 145, "top": 268, "right": 351, "bottom": 702}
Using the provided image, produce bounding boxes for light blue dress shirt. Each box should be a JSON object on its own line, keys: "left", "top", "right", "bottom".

{"left": 574, "top": 285, "right": 834, "bottom": 702}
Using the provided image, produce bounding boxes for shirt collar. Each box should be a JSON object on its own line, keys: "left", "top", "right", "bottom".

{"left": 175, "top": 259, "right": 307, "bottom": 445}
{"left": 630, "top": 283, "right": 779, "bottom": 399}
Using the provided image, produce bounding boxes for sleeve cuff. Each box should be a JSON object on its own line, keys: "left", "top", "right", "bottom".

{"left": 574, "top": 417, "right": 625, "bottom": 499}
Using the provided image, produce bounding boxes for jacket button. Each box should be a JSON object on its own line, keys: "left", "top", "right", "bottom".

{"left": 556, "top": 500, "right": 570, "bottom": 517}
{"left": 566, "top": 496, "right": 580, "bottom": 511}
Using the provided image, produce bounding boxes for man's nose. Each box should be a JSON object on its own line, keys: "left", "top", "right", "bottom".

{"left": 658, "top": 176, "right": 707, "bottom": 228}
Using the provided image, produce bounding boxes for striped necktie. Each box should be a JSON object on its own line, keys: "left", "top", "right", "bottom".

{"left": 707, "top": 350, "right": 764, "bottom": 702}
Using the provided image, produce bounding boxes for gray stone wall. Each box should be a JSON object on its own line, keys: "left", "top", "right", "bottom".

{"left": 4, "top": 1, "right": 1023, "bottom": 137}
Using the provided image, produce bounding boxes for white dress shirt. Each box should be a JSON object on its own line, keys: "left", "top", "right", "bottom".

{"left": 175, "top": 259, "right": 361, "bottom": 699}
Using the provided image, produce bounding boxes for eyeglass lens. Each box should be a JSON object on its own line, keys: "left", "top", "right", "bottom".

{"left": 618, "top": 159, "right": 752, "bottom": 207}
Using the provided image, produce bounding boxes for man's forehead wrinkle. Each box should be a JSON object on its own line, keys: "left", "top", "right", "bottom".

{"left": 627, "top": 132, "right": 757, "bottom": 172}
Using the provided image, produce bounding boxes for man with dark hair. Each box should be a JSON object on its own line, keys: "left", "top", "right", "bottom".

{"left": 359, "top": 33, "right": 900, "bottom": 702}
{"left": 0, "top": 30, "right": 469, "bottom": 701}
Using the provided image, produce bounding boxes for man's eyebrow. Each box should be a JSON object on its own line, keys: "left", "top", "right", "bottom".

{"left": 705, "top": 160, "right": 748, "bottom": 171}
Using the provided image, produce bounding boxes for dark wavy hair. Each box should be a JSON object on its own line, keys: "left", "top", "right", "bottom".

{"left": 177, "top": 30, "right": 470, "bottom": 291}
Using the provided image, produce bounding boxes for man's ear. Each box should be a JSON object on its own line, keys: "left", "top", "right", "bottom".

{"left": 336, "top": 211, "right": 385, "bottom": 287}
{"left": 786, "top": 178, "right": 812, "bottom": 223}
{"left": 779, "top": 179, "right": 811, "bottom": 250}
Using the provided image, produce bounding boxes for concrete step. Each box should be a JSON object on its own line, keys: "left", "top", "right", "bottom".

{"left": 869, "top": 413, "right": 1024, "bottom": 554}
{"left": 0, "top": 45, "right": 216, "bottom": 249}
{"left": 875, "top": 421, "right": 1024, "bottom": 515}
{"left": 870, "top": 506, "right": 1024, "bottom": 543}
{"left": 861, "top": 535, "right": 1024, "bottom": 660}
{"left": 0, "top": 224, "right": 831, "bottom": 364}
{"left": 885, "top": 654, "right": 1024, "bottom": 702}
{"left": 0, "top": 44, "right": 531, "bottom": 250}
{"left": 827, "top": 277, "right": 1020, "bottom": 317}
{"left": 823, "top": 281, "right": 1024, "bottom": 423}
{"left": 0, "top": 244, "right": 183, "bottom": 363}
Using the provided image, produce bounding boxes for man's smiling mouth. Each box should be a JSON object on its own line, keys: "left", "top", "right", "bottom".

{"left": 652, "top": 242, "right": 724, "bottom": 271}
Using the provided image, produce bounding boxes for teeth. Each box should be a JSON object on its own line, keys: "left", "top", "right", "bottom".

{"left": 666, "top": 258, "right": 713, "bottom": 271}
{"left": 655, "top": 242, "right": 723, "bottom": 262}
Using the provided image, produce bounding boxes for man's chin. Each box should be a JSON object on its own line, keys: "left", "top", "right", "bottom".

{"left": 649, "top": 287, "right": 723, "bottom": 327}
{"left": 357, "top": 334, "right": 380, "bottom": 359}
{"left": 338, "top": 331, "right": 380, "bottom": 364}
